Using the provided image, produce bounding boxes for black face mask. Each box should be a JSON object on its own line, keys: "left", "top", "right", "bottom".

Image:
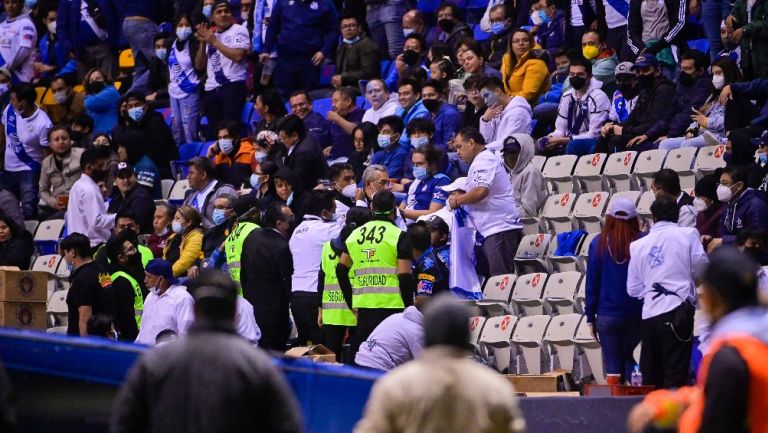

{"left": 422, "top": 99, "right": 440, "bottom": 112}
{"left": 401, "top": 49, "right": 420, "bottom": 66}
{"left": 637, "top": 73, "right": 655, "bottom": 90}
{"left": 87, "top": 81, "right": 106, "bottom": 94}
{"left": 569, "top": 76, "right": 587, "bottom": 90}
{"left": 437, "top": 19, "right": 455, "bottom": 33}
{"left": 679, "top": 71, "right": 695, "bottom": 87}
{"left": 70, "top": 130, "right": 84, "bottom": 142}
{"left": 617, "top": 82, "right": 637, "bottom": 99}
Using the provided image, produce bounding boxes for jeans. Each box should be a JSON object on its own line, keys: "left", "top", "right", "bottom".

{"left": 202, "top": 81, "right": 246, "bottom": 140}
{"left": 595, "top": 315, "right": 643, "bottom": 382}
{"left": 274, "top": 58, "right": 320, "bottom": 100}
{"left": 122, "top": 19, "right": 158, "bottom": 93}
{"left": 3, "top": 170, "right": 39, "bottom": 219}
{"left": 170, "top": 93, "right": 201, "bottom": 144}
{"left": 566, "top": 138, "right": 598, "bottom": 156}
{"left": 366, "top": 0, "right": 405, "bottom": 60}
{"left": 658, "top": 135, "right": 711, "bottom": 150}
{"left": 702, "top": 0, "right": 732, "bottom": 61}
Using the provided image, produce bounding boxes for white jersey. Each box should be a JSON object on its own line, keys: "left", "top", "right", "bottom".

{"left": 235, "top": 296, "right": 261, "bottom": 343}
{"left": 602, "top": 0, "right": 629, "bottom": 29}
{"left": 79, "top": 0, "right": 107, "bottom": 40}
{"left": 464, "top": 149, "right": 523, "bottom": 238}
{"left": 289, "top": 216, "right": 342, "bottom": 293}
{"left": 135, "top": 285, "right": 194, "bottom": 345}
{"left": 168, "top": 40, "right": 200, "bottom": 99}
{"left": 0, "top": 14, "right": 36, "bottom": 82}
{"left": 2, "top": 105, "right": 52, "bottom": 172}
{"left": 204, "top": 23, "right": 250, "bottom": 91}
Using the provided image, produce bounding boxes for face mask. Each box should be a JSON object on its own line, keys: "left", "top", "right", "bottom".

{"left": 128, "top": 106, "right": 145, "bottom": 122}
{"left": 637, "top": 74, "right": 655, "bottom": 90}
{"left": 177, "top": 27, "right": 193, "bottom": 41}
{"left": 377, "top": 134, "right": 392, "bottom": 149}
{"left": 254, "top": 150, "right": 267, "bottom": 163}
{"left": 321, "top": 210, "right": 337, "bottom": 222}
{"left": 556, "top": 64, "right": 569, "bottom": 74}
{"left": 47, "top": 21, "right": 56, "bottom": 35}
{"left": 582, "top": 45, "right": 599, "bottom": 60}
{"left": 286, "top": 192, "right": 294, "bottom": 206}
{"left": 760, "top": 153, "right": 768, "bottom": 165}
{"left": 65, "top": 260, "right": 75, "bottom": 273}
{"left": 403, "top": 28, "right": 415, "bottom": 37}
{"left": 0, "top": 83, "right": 9, "bottom": 96}
{"left": 411, "top": 136, "right": 429, "bottom": 148}
{"left": 249, "top": 174, "right": 263, "bottom": 189}
{"left": 679, "top": 72, "right": 695, "bottom": 87}
{"left": 413, "top": 166, "right": 428, "bottom": 180}
{"left": 693, "top": 197, "right": 708, "bottom": 212}
{"left": 212, "top": 208, "right": 228, "bottom": 226}
{"left": 202, "top": 4, "right": 213, "bottom": 18}
{"left": 155, "top": 48, "right": 168, "bottom": 61}
{"left": 54, "top": 91, "right": 69, "bottom": 105}
{"left": 717, "top": 184, "right": 734, "bottom": 202}
{"left": 172, "top": 221, "right": 184, "bottom": 234}
{"left": 490, "top": 22, "right": 506, "bottom": 35}
{"left": 342, "top": 36, "right": 360, "bottom": 45}
{"left": 712, "top": 74, "right": 726, "bottom": 90}
{"left": 219, "top": 138, "right": 234, "bottom": 154}
{"left": 570, "top": 76, "right": 587, "bottom": 90}
{"left": 87, "top": 81, "right": 106, "bottom": 94}
{"left": 342, "top": 183, "right": 357, "bottom": 198}
{"left": 531, "top": 10, "right": 544, "bottom": 25}
{"left": 481, "top": 89, "right": 499, "bottom": 107}
{"left": 422, "top": 99, "right": 440, "bottom": 112}
{"left": 437, "top": 19, "right": 455, "bottom": 33}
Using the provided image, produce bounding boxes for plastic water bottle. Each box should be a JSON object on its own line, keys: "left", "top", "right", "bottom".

{"left": 630, "top": 365, "right": 643, "bottom": 386}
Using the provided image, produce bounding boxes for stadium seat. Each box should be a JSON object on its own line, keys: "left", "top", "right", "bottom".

{"left": 168, "top": 179, "right": 191, "bottom": 204}
{"left": 663, "top": 147, "right": 697, "bottom": 190}
{"left": 572, "top": 191, "right": 610, "bottom": 233}
{"left": 636, "top": 190, "right": 656, "bottom": 223}
{"left": 34, "top": 86, "right": 46, "bottom": 104}
{"left": 573, "top": 315, "right": 605, "bottom": 384}
{"left": 161, "top": 179, "right": 175, "bottom": 199}
{"left": 476, "top": 273, "right": 517, "bottom": 316}
{"left": 541, "top": 192, "right": 576, "bottom": 233}
{"left": 603, "top": 151, "right": 637, "bottom": 192}
{"left": 479, "top": 315, "right": 518, "bottom": 373}
{"left": 542, "top": 271, "right": 582, "bottom": 315}
{"left": 632, "top": 149, "right": 668, "bottom": 190}
{"left": 380, "top": 60, "right": 392, "bottom": 77}
{"left": 32, "top": 254, "right": 62, "bottom": 274}
{"left": 119, "top": 49, "right": 134, "bottom": 68}
{"left": 199, "top": 141, "right": 215, "bottom": 157}
{"left": 24, "top": 220, "right": 39, "bottom": 236}
{"left": 532, "top": 155, "right": 546, "bottom": 172}
{"left": 542, "top": 155, "right": 577, "bottom": 194}
{"left": 47, "top": 289, "right": 69, "bottom": 331}
{"left": 543, "top": 313, "right": 582, "bottom": 372}
{"left": 511, "top": 314, "right": 551, "bottom": 374}
{"left": 469, "top": 315, "right": 488, "bottom": 348}
{"left": 241, "top": 101, "right": 256, "bottom": 135}
{"left": 514, "top": 233, "right": 552, "bottom": 274}
{"left": 313, "top": 98, "right": 333, "bottom": 118}
{"left": 694, "top": 145, "right": 727, "bottom": 177}
{"left": 179, "top": 142, "right": 203, "bottom": 161}
{"left": 511, "top": 272, "right": 548, "bottom": 316}
{"left": 34, "top": 219, "right": 65, "bottom": 255}
{"left": 473, "top": 24, "right": 491, "bottom": 41}
{"left": 546, "top": 233, "right": 586, "bottom": 272}
{"left": 687, "top": 38, "right": 710, "bottom": 55}
{"left": 575, "top": 277, "right": 586, "bottom": 314}
{"left": 520, "top": 216, "right": 542, "bottom": 235}
{"left": 573, "top": 153, "right": 607, "bottom": 193}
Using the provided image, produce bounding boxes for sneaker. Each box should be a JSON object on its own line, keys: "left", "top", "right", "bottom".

{"left": 702, "top": 131, "right": 723, "bottom": 147}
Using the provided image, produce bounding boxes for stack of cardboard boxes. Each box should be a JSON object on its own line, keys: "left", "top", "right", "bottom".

{"left": 0, "top": 268, "right": 49, "bottom": 330}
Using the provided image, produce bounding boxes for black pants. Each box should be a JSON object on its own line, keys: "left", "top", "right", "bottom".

{"left": 323, "top": 324, "right": 355, "bottom": 363}
{"left": 640, "top": 302, "right": 695, "bottom": 388}
{"left": 350, "top": 308, "right": 401, "bottom": 361}
{"left": 253, "top": 296, "right": 291, "bottom": 353}
{"left": 728, "top": 125, "right": 763, "bottom": 166}
{"left": 202, "top": 80, "right": 246, "bottom": 140}
{"left": 291, "top": 291, "right": 324, "bottom": 347}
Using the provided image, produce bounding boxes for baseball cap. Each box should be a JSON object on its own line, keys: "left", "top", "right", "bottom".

{"left": 115, "top": 162, "right": 134, "bottom": 178}
{"left": 441, "top": 177, "right": 467, "bottom": 192}
{"left": 632, "top": 54, "right": 659, "bottom": 70}
{"left": 607, "top": 197, "right": 638, "bottom": 220}
{"left": 615, "top": 62, "right": 636, "bottom": 77}
{"left": 425, "top": 215, "right": 449, "bottom": 234}
{"left": 502, "top": 135, "right": 522, "bottom": 153}
{"left": 145, "top": 259, "right": 179, "bottom": 285}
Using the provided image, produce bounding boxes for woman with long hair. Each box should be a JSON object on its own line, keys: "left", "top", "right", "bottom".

{"left": 253, "top": 89, "right": 288, "bottom": 134}
{"left": 168, "top": 14, "right": 203, "bottom": 145}
{"left": 0, "top": 214, "right": 33, "bottom": 269}
{"left": 163, "top": 205, "right": 204, "bottom": 277}
{"left": 500, "top": 28, "right": 550, "bottom": 105}
{"left": 585, "top": 197, "right": 644, "bottom": 383}
{"left": 347, "top": 122, "right": 379, "bottom": 182}
{"left": 83, "top": 68, "right": 120, "bottom": 134}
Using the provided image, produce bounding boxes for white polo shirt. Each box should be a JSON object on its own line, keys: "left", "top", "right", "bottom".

{"left": 135, "top": 284, "right": 195, "bottom": 345}
{"left": 2, "top": 105, "right": 52, "bottom": 172}
{"left": 464, "top": 149, "right": 522, "bottom": 238}
{"left": 0, "top": 13, "right": 36, "bottom": 83}
{"left": 289, "top": 215, "right": 342, "bottom": 293}
{"left": 66, "top": 173, "right": 116, "bottom": 247}
{"left": 204, "top": 23, "right": 250, "bottom": 91}
{"left": 236, "top": 296, "right": 261, "bottom": 343}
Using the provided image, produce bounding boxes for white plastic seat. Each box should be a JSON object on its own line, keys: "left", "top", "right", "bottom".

{"left": 603, "top": 151, "right": 637, "bottom": 192}
{"left": 636, "top": 190, "right": 656, "bottom": 223}
{"left": 573, "top": 153, "right": 607, "bottom": 193}
{"left": 543, "top": 313, "right": 583, "bottom": 372}
{"left": 663, "top": 147, "right": 697, "bottom": 190}
{"left": 511, "top": 272, "right": 548, "bottom": 316}
{"left": 511, "top": 314, "right": 552, "bottom": 374}
{"left": 32, "top": 254, "right": 62, "bottom": 274}
{"left": 47, "top": 289, "right": 68, "bottom": 328}
{"left": 541, "top": 192, "right": 576, "bottom": 233}
{"left": 542, "top": 155, "right": 577, "bottom": 194}
{"left": 476, "top": 274, "right": 517, "bottom": 316}
{"left": 575, "top": 278, "right": 586, "bottom": 314}
{"left": 532, "top": 155, "right": 547, "bottom": 172}
{"left": 572, "top": 191, "right": 610, "bottom": 233}
{"left": 632, "top": 149, "right": 667, "bottom": 190}
{"left": 24, "top": 220, "right": 39, "bottom": 236}
{"left": 161, "top": 178, "right": 175, "bottom": 199}
{"left": 546, "top": 233, "right": 587, "bottom": 272}
{"left": 469, "top": 316, "right": 488, "bottom": 348}
{"left": 694, "top": 145, "right": 727, "bottom": 177}
{"left": 479, "top": 315, "right": 518, "bottom": 373}
{"left": 520, "top": 216, "right": 541, "bottom": 236}
{"left": 514, "top": 234, "right": 552, "bottom": 274}
{"left": 34, "top": 219, "right": 65, "bottom": 242}
{"left": 543, "top": 271, "right": 582, "bottom": 315}
{"left": 168, "top": 179, "right": 191, "bottom": 203}
{"left": 573, "top": 315, "right": 605, "bottom": 384}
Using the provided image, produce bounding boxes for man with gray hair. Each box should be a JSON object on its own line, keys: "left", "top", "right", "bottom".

{"left": 354, "top": 294, "right": 526, "bottom": 433}
{"left": 355, "top": 164, "right": 407, "bottom": 230}
{"left": 362, "top": 79, "right": 400, "bottom": 125}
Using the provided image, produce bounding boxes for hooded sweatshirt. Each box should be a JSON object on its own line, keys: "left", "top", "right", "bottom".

{"left": 721, "top": 188, "right": 768, "bottom": 245}
{"left": 506, "top": 133, "right": 547, "bottom": 217}
{"left": 552, "top": 77, "right": 610, "bottom": 140}
{"left": 355, "top": 306, "right": 424, "bottom": 371}
{"left": 479, "top": 96, "right": 532, "bottom": 151}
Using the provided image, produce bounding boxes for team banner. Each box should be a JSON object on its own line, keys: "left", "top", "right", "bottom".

{"left": 449, "top": 207, "right": 482, "bottom": 300}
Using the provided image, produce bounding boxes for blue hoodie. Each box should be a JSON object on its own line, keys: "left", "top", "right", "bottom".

{"left": 585, "top": 233, "right": 644, "bottom": 323}
{"left": 721, "top": 188, "right": 768, "bottom": 245}
{"left": 354, "top": 306, "right": 424, "bottom": 371}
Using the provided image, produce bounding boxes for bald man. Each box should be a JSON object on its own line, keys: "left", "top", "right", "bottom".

{"left": 402, "top": 10, "right": 439, "bottom": 49}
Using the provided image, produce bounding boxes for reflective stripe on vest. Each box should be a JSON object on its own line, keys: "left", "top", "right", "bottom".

{"left": 110, "top": 271, "right": 144, "bottom": 327}
{"left": 224, "top": 222, "right": 260, "bottom": 294}
{"left": 345, "top": 220, "right": 404, "bottom": 310}
{"left": 320, "top": 241, "right": 357, "bottom": 326}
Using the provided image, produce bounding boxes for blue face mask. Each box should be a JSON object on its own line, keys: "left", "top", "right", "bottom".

{"left": 250, "top": 174, "right": 263, "bottom": 189}
{"left": 490, "top": 22, "right": 506, "bottom": 35}
{"left": 176, "top": 27, "right": 193, "bottom": 41}
{"left": 128, "top": 106, "right": 145, "bottom": 122}
{"left": 377, "top": 134, "right": 392, "bottom": 149}
{"left": 155, "top": 48, "right": 167, "bottom": 61}
{"left": 24, "top": 0, "right": 36, "bottom": 8}
{"left": 413, "top": 166, "right": 428, "bottom": 180}
{"left": 538, "top": 10, "right": 550, "bottom": 24}
{"left": 760, "top": 153, "right": 768, "bottom": 165}
{"left": 212, "top": 208, "right": 228, "bottom": 226}
{"left": 342, "top": 36, "right": 360, "bottom": 45}
{"left": 403, "top": 28, "right": 415, "bottom": 37}
{"left": 286, "top": 192, "right": 294, "bottom": 206}
{"left": 254, "top": 150, "right": 267, "bottom": 163}
{"left": 202, "top": 4, "right": 213, "bottom": 18}
{"left": 411, "top": 136, "right": 429, "bottom": 148}
{"left": 172, "top": 221, "right": 184, "bottom": 234}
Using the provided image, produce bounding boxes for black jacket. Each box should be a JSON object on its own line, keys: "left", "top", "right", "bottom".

{"left": 240, "top": 228, "right": 293, "bottom": 303}
{"left": 112, "top": 110, "right": 179, "bottom": 177}
{"left": 108, "top": 185, "right": 156, "bottom": 234}
{"left": 282, "top": 135, "right": 328, "bottom": 192}
{"left": 668, "top": 74, "right": 714, "bottom": 137}
{"left": 0, "top": 230, "right": 33, "bottom": 269}
{"left": 627, "top": 0, "right": 686, "bottom": 55}
{"left": 110, "top": 320, "right": 303, "bottom": 433}
{"left": 623, "top": 76, "right": 676, "bottom": 140}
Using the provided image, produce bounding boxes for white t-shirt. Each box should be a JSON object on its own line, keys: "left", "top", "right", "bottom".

{"left": 2, "top": 105, "right": 52, "bottom": 172}
{"left": 464, "top": 149, "right": 522, "bottom": 237}
{"left": 204, "top": 23, "right": 250, "bottom": 91}
{"left": 0, "top": 14, "right": 36, "bottom": 83}
{"left": 289, "top": 216, "right": 342, "bottom": 293}
{"left": 135, "top": 285, "right": 195, "bottom": 345}
{"left": 362, "top": 96, "right": 399, "bottom": 125}
{"left": 235, "top": 296, "right": 261, "bottom": 343}
{"left": 169, "top": 40, "right": 200, "bottom": 99}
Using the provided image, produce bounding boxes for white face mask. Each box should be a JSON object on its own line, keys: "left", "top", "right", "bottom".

{"left": 712, "top": 74, "right": 726, "bottom": 90}
{"left": 717, "top": 184, "right": 734, "bottom": 203}
{"left": 693, "top": 197, "right": 708, "bottom": 212}
{"left": 342, "top": 183, "right": 357, "bottom": 198}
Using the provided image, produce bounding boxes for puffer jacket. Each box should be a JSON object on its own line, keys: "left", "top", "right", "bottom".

{"left": 164, "top": 228, "right": 203, "bottom": 277}
{"left": 501, "top": 49, "right": 550, "bottom": 105}
{"left": 506, "top": 134, "right": 547, "bottom": 218}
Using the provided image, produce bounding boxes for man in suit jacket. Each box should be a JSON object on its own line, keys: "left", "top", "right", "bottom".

{"left": 277, "top": 115, "right": 328, "bottom": 191}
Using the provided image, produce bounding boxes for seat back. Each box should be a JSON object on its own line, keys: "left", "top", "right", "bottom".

{"left": 573, "top": 153, "right": 607, "bottom": 192}
{"left": 532, "top": 155, "right": 547, "bottom": 172}
{"left": 161, "top": 179, "right": 175, "bottom": 199}
{"left": 480, "top": 315, "right": 518, "bottom": 345}
{"left": 168, "top": 179, "right": 190, "bottom": 203}
{"left": 636, "top": 190, "right": 656, "bottom": 220}
{"left": 632, "top": 149, "right": 667, "bottom": 189}
{"left": 24, "top": 220, "right": 39, "bottom": 236}
{"left": 542, "top": 272, "right": 582, "bottom": 303}
{"left": 512, "top": 272, "right": 547, "bottom": 303}
{"left": 47, "top": 289, "right": 69, "bottom": 315}
{"left": 514, "top": 234, "right": 551, "bottom": 260}
{"left": 572, "top": 191, "right": 609, "bottom": 232}
{"left": 469, "top": 316, "right": 488, "bottom": 346}
{"left": 542, "top": 155, "right": 577, "bottom": 193}
{"left": 543, "top": 313, "right": 582, "bottom": 342}
{"left": 34, "top": 219, "right": 65, "bottom": 242}
{"left": 694, "top": 145, "right": 727, "bottom": 176}
{"left": 663, "top": 147, "right": 697, "bottom": 171}
{"left": 541, "top": 193, "right": 576, "bottom": 233}
{"left": 481, "top": 273, "right": 517, "bottom": 303}
{"left": 512, "top": 314, "right": 551, "bottom": 343}
{"left": 603, "top": 151, "right": 637, "bottom": 191}
{"left": 178, "top": 142, "right": 203, "bottom": 161}
{"left": 32, "top": 254, "right": 61, "bottom": 274}
{"left": 573, "top": 315, "right": 596, "bottom": 342}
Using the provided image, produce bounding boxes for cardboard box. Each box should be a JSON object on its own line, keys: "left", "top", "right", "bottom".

{"left": 285, "top": 345, "right": 337, "bottom": 363}
{"left": 505, "top": 370, "right": 576, "bottom": 393}
{"left": 0, "top": 301, "right": 47, "bottom": 330}
{"left": 0, "top": 268, "right": 48, "bottom": 302}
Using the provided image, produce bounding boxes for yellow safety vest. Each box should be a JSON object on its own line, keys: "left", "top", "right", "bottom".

{"left": 224, "top": 221, "right": 260, "bottom": 294}
{"left": 345, "top": 220, "right": 404, "bottom": 309}
{"left": 320, "top": 241, "right": 357, "bottom": 326}
{"left": 138, "top": 245, "right": 152, "bottom": 268}
{"left": 110, "top": 271, "right": 144, "bottom": 327}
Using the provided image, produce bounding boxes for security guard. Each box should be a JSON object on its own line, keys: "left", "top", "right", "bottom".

{"left": 319, "top": 207, "right": 371, "bottom": 362}
{"left": 337, "top": 190, "right": 415, "bottom": 359}
{"left": 105, "top": 230, "right": 147, "bottom": 341}
{"left": 94, "top": 212, "right": 153, "bottom": 268}
{"left": 224, "top": 209, "right": 261, "bottom": 294}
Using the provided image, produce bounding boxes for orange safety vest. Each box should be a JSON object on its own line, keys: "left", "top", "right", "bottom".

{"left": 679, "top": 334, "right": 768, "bottom": 433}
